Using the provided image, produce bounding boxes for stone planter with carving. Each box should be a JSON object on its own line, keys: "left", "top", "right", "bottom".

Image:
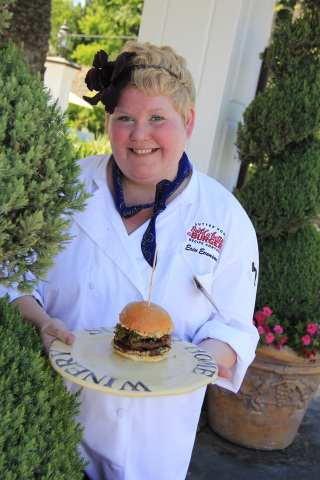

{"left": 207, "top": 345, "right": 320, "bottom": 450}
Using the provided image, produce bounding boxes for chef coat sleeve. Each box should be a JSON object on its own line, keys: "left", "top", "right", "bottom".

{"left": 192, "top": 231, "right": 259, "bottom": 393}
{"left": 0, "top": 271, "right": 44, "bottom": 307}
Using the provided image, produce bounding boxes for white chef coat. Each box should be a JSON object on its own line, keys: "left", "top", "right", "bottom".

{"left": 2, "top": 153, "right": 259, "bottom": 480}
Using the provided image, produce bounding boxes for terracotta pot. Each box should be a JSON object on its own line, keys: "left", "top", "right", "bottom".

{"left": 207, "top": 346, "right": 320, "bottom": 450}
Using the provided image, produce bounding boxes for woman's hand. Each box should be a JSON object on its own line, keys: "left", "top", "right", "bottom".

{"left": 198, "top": 338, "right": 236, "bottom": 379}
{"left": 216, "top": 364, "right": 232, "bottom": 379}
{"left": 12, "top": 295, "right": 74, "bottom": 356}
{"left": 39, "top": 317, "right": 75, "bottom": 356}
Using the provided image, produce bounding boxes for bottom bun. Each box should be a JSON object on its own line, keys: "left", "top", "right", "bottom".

{"left": 111, "top": 340, "right": 170, "bottom": 363}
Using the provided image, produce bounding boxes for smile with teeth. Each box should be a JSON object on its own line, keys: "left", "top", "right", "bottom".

{"left": 131, "top": 148, "right": 157, "bottom": 154}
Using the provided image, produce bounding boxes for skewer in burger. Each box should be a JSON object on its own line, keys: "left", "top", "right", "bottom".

{"left": 112, "top": 301, "right": 174, "bottom": 362}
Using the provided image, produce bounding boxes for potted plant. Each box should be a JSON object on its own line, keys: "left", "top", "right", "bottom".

{"left": 0, "top": 2, "right": 90, "bottom": 475}
{"left": 253, "top": 307, "right": 320, "bottom": 363}
{"left": 207, "top": 0, "right": 320, "bottom": 450}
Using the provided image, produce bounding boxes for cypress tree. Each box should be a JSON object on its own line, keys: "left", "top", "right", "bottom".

{"left": 0, "top": 2, "right": 90, "bottom": 476}
{"left": 0, "top": 41, "right": 89, "bottom": 293}
{"left": 235, "top": 1, "right": 320, "bottom": 330}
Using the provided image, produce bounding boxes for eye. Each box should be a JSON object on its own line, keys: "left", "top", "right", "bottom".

{"left": 118, "top": 115, "right": 133, "bottom": 122}
{"left": 150, "top": 115, "right": 165, "bottom": 122}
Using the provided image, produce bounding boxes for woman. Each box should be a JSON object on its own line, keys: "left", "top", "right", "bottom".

{"left": 4, "top": 42, "right": 259, "bottom": 479}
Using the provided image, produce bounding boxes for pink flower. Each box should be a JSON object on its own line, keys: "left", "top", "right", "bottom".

{"left": 266, "top": 332, "right": 275, "bottom": 344}
{"left": 280, "top": 337, "right": 287, "bottom": 345}
{"left": 262, "top": 307, "right": 272, "bottom": 317}
{"left": 307, "top": 323, "right": 318, "bottom": 336}
{"left": 257, "top": 326, "right": 264, "bottom": 334}
{"left": 302, "top": 350, "right": 311, "bottom": 358}
{"left": 302, "top": 335, "right": 311, "bottom": 346}
{"left": 274, "top": 325, "right": 283, "bottom": 334}
{"left": 254, "top": 311, "right": 266, "bottom": 326}
{"left": 263, "top": 326, "right": 270, "bottom": 333}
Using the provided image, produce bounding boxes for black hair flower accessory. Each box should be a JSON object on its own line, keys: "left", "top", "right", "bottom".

{"left": 83, "top": 50, "right": 136, "bottom": 114}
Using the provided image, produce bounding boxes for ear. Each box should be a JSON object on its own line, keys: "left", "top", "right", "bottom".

{"left": 185, "top": 108, "right": 195, "bottom": 140}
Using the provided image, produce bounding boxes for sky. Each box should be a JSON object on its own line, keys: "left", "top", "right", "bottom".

{"left": 73, "top": 0, "right": 86, "bottom": 7}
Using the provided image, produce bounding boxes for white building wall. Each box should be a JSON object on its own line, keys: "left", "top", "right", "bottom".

{"left": 139, "top": 0, "right": 276, "bottom": 190}
{"left": 44, "top": 57, "right": 80, "bottom": 113}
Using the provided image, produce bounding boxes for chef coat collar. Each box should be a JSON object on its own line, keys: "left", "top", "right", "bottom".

{"left": 72, "top": 154, "right": 198, "bottom": 296}
{"left": 88, "top": 153, "right": 198, "bottom": 205}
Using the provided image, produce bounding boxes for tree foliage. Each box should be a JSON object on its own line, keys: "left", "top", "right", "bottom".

{"left": 0, "top": 0, "right": 13, "bottom": 35}
{"left": 67, "top": 101, "right": 106, "bottom": 137}
{"left": 73, "top": 133, "right": 112, "bottom": 158}
{"left": 50, "top": 0, "right": 144, "bottom": 64}
{"left": 0, "top": 41, "right": 90, "bottom": 292}
{"left": 234, "top": 0, "right": 320, "bottom": 331}
{"left": 50, "top": 0, "right": 84, "bottom": 57}
{"left": 0, "top": 7, "right": 88, "bottom": 477}
{"left": 0, "top": 297, "right": 88, "bottom": 479}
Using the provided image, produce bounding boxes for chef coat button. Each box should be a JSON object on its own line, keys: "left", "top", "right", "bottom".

{"left": 89, "top": 281, "right": 96, "bottom": 289}
{"left": 117, "top": 408, "right": 125, "bottom": 417}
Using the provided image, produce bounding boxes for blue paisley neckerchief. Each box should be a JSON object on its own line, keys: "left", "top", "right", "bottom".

{"left": 112, "top": 152, "right": 191, "bottom": 267}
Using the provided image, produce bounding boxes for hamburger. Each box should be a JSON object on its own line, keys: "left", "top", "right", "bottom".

{"left": 112, "top": 301, "right": 174, "bottom": 362}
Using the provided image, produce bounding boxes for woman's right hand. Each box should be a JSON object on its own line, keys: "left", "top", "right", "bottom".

{"left": 39, "top": 317, "right": 75, "bottom": 355}
{"left": 12, "top": 295, "right": 75, "bottom": 356}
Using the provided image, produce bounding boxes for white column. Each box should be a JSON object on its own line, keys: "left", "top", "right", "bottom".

{"left": 44, "top": 57, "right": 81, "bottom": 113}
{"left": 139, "top": 0, "right": 276, "bottom": 190}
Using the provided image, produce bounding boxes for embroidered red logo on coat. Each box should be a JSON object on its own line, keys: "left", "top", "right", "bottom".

{"left": 187, "top": 224, "right": 224, "bottom": 252}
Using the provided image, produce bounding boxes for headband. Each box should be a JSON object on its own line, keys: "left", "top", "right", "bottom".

{"left": 83, "top": 49, "right": 185, "bottom": 114}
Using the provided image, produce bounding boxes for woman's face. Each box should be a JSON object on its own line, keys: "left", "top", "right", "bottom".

{"left": 108, "top": 87, "right": 195, "bottom": 187}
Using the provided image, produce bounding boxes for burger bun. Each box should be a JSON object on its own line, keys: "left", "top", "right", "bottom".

{"left": 119, "top": 301, "right": 173, "bottom": 338}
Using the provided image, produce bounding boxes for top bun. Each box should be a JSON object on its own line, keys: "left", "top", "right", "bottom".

{"left": 119, "top": 301, "right": 174, "bottom": 338}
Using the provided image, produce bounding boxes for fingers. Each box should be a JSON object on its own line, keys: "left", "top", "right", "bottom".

{"left": 40, "top": 318, "right": 75, "bottom": 355}
{"left": 49, "top": 321, "right": 75, "bottom": 344}
{"left": 217, "top": 364, "right": 231, "bottom": 379}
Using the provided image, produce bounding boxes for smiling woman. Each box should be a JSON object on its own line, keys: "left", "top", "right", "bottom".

{"left": 108, "top": 88, "right": 194, "bottom": 190}
{"left": 4, "top": 41, "right": 259, "bottom": 480}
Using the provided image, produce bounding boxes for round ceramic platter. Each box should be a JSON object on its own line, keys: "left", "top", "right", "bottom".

{"left": 49, "top": 327, "right": 218, "bottom": 397}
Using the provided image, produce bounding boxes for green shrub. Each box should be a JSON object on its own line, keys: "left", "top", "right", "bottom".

{"left": 256, "top": 225, "right": 320, "bottom": 320}
{"left": 66, "top": 102, "right": 107, "bottom": 138}
{"left": 237, "top": 1, "right": 320, "bottom": 167}
{"left": 234, "top": 0, "right": 320, "bottom": 349}
{"left": 0, "top": 297, "right": 87, "bottom": 479}
{"left": 0, "top": 0, "right": 13, "bottom": 34}
{"left": 0, "top": 20, "right": 90, "bottom": 477}
{"left": 235, "top": 137, "right": 320, "bottom": 238}
{"left": 0, "top": 41, "right": 89, "bottom": 293}
{"left": 73, "top": 133, "right": 112, "bottom": 158}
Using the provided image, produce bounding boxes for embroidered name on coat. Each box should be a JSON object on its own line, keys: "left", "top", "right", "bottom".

{"left": 185, "top": 223, "right": 225, "bottom": 262}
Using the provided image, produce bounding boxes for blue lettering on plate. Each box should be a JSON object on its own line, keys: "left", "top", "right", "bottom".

{"left": 183, "top": 346, "right": 218, "bottom": 378}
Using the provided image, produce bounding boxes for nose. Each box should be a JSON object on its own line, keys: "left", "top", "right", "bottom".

{"left": 129, "top": 121, "right": 150, "bottom": 141}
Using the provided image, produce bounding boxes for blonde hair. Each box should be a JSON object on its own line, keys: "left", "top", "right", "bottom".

{"left": 118, "top": 41, "right": 196, "bottom": 123}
